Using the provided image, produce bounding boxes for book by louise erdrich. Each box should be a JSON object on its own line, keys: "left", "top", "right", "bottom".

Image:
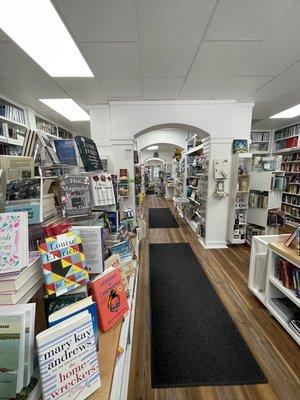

{"left": 38, "top": 232, "right": 89, "bottom": 297}
{"left": 36, "top": 313, "right": 101, "bottom": 400}
{"left": 75, "top": 136, "right": 102, "bottom": 172}
{"left": 60, "top": 176, "right": 91, "bottom": 218}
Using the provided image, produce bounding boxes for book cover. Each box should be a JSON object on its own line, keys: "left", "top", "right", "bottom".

{"left": 105, "top": 254, "right": 129, "bottom": 295}
{"left": 109, "top": 240, "right": 132, "bottom": 263}
{"left": 119, "top": 169, "right": 128, "bottom": 180}
{"left": 0, "top": 212, "right": 28, "bottom": 274}
{"left": 48, "top": 297, "right": 99, "bottom": 351}
{"left": 71, "top": 226, "right": 105, "bottom": 275}
{"left": 90, "top": 267, "right": 129, "bottom": 332}
{"left": 54, "top": 140, "right": 77, "bottom": 166}
{"left": 5, "top": 202, "right": 42, "bottom": 225}
{"left": 74, "top": 136, "right": 102, "bottom": 172}
{"left": 232, "top": 139, "right": 248, "bottom": 154}
{"left": 60, "top": 176, "right": 91, "bottom": 218}
{"left": 44, "top": 292, "right": 87, "bottom": 324}
{"left": 38, "top": 232, "right": 89, "bottom": 297}
{"left": 107, "top": 211, "right": 119, "bottom": 233}
{"left": 0, "top": 312, "right": 26, "bottom": 397}
{"left": 89, "top": 174, "right": 116, "bottom": 207}
{"left": 36, "top": 313, "right": 101, "bottom": 400}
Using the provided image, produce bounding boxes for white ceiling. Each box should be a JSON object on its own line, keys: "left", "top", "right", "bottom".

{"left": 0, "top": 0, "right": 300, "bottom": 132}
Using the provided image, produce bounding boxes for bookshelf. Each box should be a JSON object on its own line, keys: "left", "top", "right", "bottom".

{"left": 248, "top": 235, "right": 300, "bottom": 345}
{"left": 273, "top": 124, "right": 300, "bottom": 153}
{"left": 250, "top": 130, "right": 271, "bottom": 154}
{"left": 227, "top": 153, "right": 252, "bottom": 244}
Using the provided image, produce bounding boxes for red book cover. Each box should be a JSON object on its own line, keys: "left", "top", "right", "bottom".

{"left": 119, "top": 169, "right": 128, "bottom": 180}
{"left": 287, "top": 137, "right": 297, "bottom": 148}
{"left": 90, "top": 267, "right": 129, "bottom": 332}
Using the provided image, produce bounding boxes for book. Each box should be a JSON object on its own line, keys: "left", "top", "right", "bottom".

{"left": 0, "top": 169, "right": 6, "bottom": 212}
{"left": 21, "top": 130, "right": 37, "bottom": 158}
{"left": 71, "top": 226, "right": 105, "bottom": 275}
{"left": 284, "top": 228, "right": 298, "bottom": 247}
{"left": 0, "top": 310, "right": 26, "bottom": 396}
{"left": 44, "top": 291, "right": 87, "bottom": 324}
{"left": 107, "top": 211, "right": 119, "bottom": 232}
{"left": 0, "top": 156, "right": 34, "bottom": 180}
{"left": 60, "top": 176, "right": 91, "bottom": 218}
{"left": 89, "top": 173, "right": 116, "bottom": 207}
{"left": 75, "top": 136, "right": 102, "bottom": 172}
{"left": 48, "top": 296, "right": 99, "bottom": 351}
{"left": 292, "top": 269, "right": 300, "bottom": 298}
{"left": 0, "top": 270, "right": 43, "bottom": 304}
{"left": 232, "top": 139, "right": 248, "bottom": 154}
{"left": 109, "top": 240, "right": 132, "bottom": 263}
{"left": 54, "top": 140, "right": 77, "bottom": 166}
{"left": 270, "top": 298, "right": 300, "bottom": 322}
{"left": 0, "top": 253, "right": 41, "bottom": 291}
{"left": 38, "top": 231, "right": 90, "bottom": 297}
{"left": 0, "top": 212, "right": 28, "bottom": 274}
{"left": 119, "top": 169, "right": 128, "bottom": 181}
{"left": 90, "top": 266, "right": 129, "bottom": 332}
{"left": 36, "top": 313, "right": 101, "bottom": 400}
{"left": 104, "top": 254, "right": 129, "bottom": 295}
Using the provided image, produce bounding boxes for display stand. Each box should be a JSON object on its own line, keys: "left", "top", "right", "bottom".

{"left": 248, "top": 234, "right": 300, "bottom": 345}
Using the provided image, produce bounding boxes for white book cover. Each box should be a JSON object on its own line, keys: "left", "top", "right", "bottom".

{"left": 0, "top": 309, "right": 26, "bottom": 395}
{"left": 71, "top": 226, "right": 104, "bottom": 274}
{"left": 90, "top": 174, "right": 115, "bottom": 207}
{"left": 0, "top": 212, "right": 28, "bottom": 274}
{"left": 36, "top": 312, "right": 101, "bottom": 400}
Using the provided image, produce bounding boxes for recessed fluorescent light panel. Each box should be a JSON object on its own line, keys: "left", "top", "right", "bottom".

{"left": 147, "top": 146, "right": 159, "bottom": 150}
{"left": 270, "top": 104, "right": 300, "bottom": 119}
{"left": 39, "top": 99, "right": 90, "bottom": 121}
{"left": 0, "top": 0, "right": 93, "bottom": 77}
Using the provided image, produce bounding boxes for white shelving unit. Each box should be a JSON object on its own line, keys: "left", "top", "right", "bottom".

{"left": 227, "top": 153, "right": 252, "bottom": 244}
{"left": 250, "top": 131, "right": 271, "bottom": 154}
{"left": 248, "top": 234, "right": 300, "bottom": 345}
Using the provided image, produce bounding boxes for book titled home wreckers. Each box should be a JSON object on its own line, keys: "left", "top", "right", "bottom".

{"left": 38, "top": 232, "right": 89, "bottom": 297}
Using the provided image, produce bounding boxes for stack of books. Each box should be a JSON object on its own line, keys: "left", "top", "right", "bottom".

{"left": 269, "top": 298, "right": 300, "bottom": 323}
{"left": 289, "top": 319, "right": 300, "bottom": 336}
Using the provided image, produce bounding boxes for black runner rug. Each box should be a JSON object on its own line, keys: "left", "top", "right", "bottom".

{"left": 149, "top": 208, "right": 179, "bottom": 229}
{"left": 149, "top": 243, "right": 267, "bottom": 388}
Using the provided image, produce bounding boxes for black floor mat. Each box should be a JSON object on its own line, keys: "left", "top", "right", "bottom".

{"left": 149, "top": 208, "right": 179, "bottom": 229}
{"left": 149, "top": 243, "right": 267, "bottom": 388}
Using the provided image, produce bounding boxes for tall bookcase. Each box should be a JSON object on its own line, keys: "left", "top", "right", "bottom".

{"left": 227, "top": 153, "right": 252, "bottom": 244}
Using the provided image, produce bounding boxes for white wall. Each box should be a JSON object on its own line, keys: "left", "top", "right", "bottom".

{"left": 136, "top": 129, "right": 186, "bottom": 151}
{"left": 89, "top": 100, "right": 254, "bottom": 248}
{"left": 141, "top": 149, "right": 174, "bottom": 164}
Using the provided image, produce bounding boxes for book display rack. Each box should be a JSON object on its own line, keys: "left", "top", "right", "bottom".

{"left": 249, "top": 234, "right": 300, "bottom": 345}
{"left": 250, "top": 131, "right": 271, "bottom": 155}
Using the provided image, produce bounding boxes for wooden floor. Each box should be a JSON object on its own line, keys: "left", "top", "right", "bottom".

{"left": 128, "top": 195, "right": 300, "bottom": 400}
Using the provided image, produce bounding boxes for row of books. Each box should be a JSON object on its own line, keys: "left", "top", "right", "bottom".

{"left": 274, "top": 124, "right": 300, "bottom": 141}
{"left": 251, "top": 131, "right": 270, "bottom": 142}
{"left": 285, "top": 185, "right": 300, "bottom": 195}
{"left": 281, "top": 163, "right": 300, "bottom": 173}
{"left": 274, "top": 256, "right": 300, "bottom": 298}
{"left": 248, "top": 191, "right": 268, "bottom": 209}
{"left": 282, "top": 152, "right": 300, "bottom": 162}
{"left": 282, "top": 204, "right": 300, "bottom": 219}
{"left": 269, "top": 297, "right": 300, "bottom": 323}
{"left": 282, "top": 194, "right": 300, "bottom": 207}
{"left": 275, "top": 136, "right": 298, "bottom": 151}
{"left": 0, "top": 103, "right": 26, "bottom": 125}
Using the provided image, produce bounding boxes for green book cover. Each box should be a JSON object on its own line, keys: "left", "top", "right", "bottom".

{"left": 0, "top": 315, "right": 23, "bottom": 398}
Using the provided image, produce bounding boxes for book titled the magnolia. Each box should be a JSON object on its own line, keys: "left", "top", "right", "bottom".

{"left": 90, "top": 267, "right": 129, "bottom": 332}
{"left": 38, "top": 232, "right": 89, "bottom": 297}
{"left": 60, "top": 176, "right": 91, "bottom": 218}
{"left": 36, "top": 313, "right": 101, "bottom": 400}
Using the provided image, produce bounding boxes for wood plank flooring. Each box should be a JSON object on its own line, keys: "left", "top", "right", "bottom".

{"left": 128, "top": 195, "right": 300, "bottom": 400}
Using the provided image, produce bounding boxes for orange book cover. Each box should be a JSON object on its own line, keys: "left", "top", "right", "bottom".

{"left": 90, "top": 267, "right": 129, "bottom": 332}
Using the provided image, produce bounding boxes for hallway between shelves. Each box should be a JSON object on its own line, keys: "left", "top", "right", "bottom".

{"left": 128, "top": 195, "right": 300, "bottom": 400}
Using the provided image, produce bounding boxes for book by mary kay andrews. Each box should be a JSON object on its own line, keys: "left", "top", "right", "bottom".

{"left": 36, "top": 312, "right": 101, "bottom": 400}
{"left": 38, "top": 232, "right": 89, "bottom": 297}
{"left": 60, "top": 176, "right": 91, "bottom": 218}
{"left": 0, "top": 212, "right": 29, "bottom": 274}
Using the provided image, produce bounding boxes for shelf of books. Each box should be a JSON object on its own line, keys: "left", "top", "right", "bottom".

{"left": 0, "top": 126, "right": 142, "bottom": 400}
{"left": 249, "top": 131, "right": 271, "bottom": 154}
{"left": 248, "top": 234, "right": 300, "bottom": 345}
{"left": 184, "top": 134, "right": 209, "bottom": 242}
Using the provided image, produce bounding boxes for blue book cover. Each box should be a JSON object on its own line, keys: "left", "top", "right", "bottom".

{"left": 109, "top": 240, "right": 132, "bottom": 263}
{"left": 5, "top": 203, "right": 41, "bottom": 225}
{"left": 54, "top": 139, "right": 77, "bottom": 166}
{"left": 107, "top": 211, "right": 119, "bottom": 232}
{"left": 49, "top": 302, "right": 99, "bottom": 350}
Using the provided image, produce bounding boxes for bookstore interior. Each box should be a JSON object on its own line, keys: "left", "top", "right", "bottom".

{"left": 0, "top": 1, "right": 300, "bottom": 400}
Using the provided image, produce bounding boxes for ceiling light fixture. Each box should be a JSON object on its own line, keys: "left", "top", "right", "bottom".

{"left": 39, "top": 99, "right": 90, "bottom": 121}
{"left": 147, "top": 146, "right": 159, "bottom": 150}
{"left": 270, "top": 104, "right": 300, "bottom": 119}
{"left": 0, "top": 0, "right": 93, "bottom": 77}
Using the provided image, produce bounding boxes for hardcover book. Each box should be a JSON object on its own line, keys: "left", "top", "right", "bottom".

{"left": 90, "top": 266, "right": 129, "bottom": 332}
{"left": 60, "top": 176, "right": 91, "bottom": 218}
{"left": 48, "top": 296, "right": 99, "bottom": 351}
{"left": 107, "top": 211, "right": 119, "bottom": 232}
{"left": 109, "top": 240, "right": 132, "bottom": 264}
{"left": 232, "top": 139, "right": 248, "bottom": 154}
{"left": 36, "top": 313, "right": 101, "bottom": 400}
{"left": 75, "top": 136, "right": 102, "bottom": 172}
{"left": 38, "top": 231, "right": 90, "bottom": 297}
{"left": 54, "top": 140, "right": 77, "bottom": 166}
{"left": 0, "top": 212, "right": 29, "bottom": 274}
{"left": 0, "top": 311, "right": 26, "bottom": 397}
{"left": 89, "top": 174, "right": 116, "bottom": 207}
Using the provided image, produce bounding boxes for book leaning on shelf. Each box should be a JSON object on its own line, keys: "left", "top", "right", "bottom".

{"left": 36, "top": 313, "right": 101, "bottom": 400}
{"left": 59, "top": 175, "right": 91, "bottom": 218}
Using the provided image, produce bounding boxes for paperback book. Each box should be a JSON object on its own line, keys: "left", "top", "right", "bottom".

{"left": 38, "top": 231, "right": 90, "bottom": 297}
{"left": 109, "top": 240, "right": 132, "bottom": 263}
{"left": 36, "top": 313, "right": 101, "bottom": 400}
{"left": 54, "top": 140, "right": 77, "bottom": 166}
{"left": 44, "top": 291, "right": 87, "bottom": 324}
